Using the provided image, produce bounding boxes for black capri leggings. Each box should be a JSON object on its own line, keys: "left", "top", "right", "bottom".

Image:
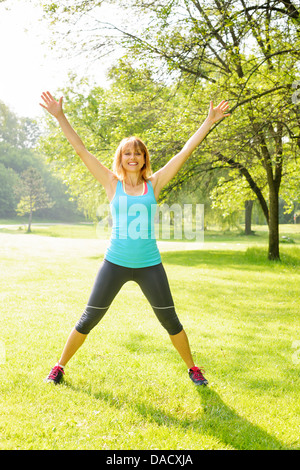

{"left": 75, "top": 259, "right": 183, "bottom": 336}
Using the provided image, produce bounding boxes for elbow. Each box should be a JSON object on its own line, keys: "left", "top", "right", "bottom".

{"left": 75, "top": 145, "right": 87, "bottom": 158}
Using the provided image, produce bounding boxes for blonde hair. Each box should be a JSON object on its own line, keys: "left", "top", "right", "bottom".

{"left": 113, "top": 136, "right": 152, "bottom": 181}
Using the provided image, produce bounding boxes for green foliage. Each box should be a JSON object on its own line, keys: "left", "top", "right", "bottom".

{"left": 14, "top": 167, "right": 54, "bottom": 232}
{"left": 0, "top": 100, "right": 82, "bottom": 221}
{"left": 0, "top": 163, "right": 19, "bottom": 217}
{"left": 0, "top": 101, "right": 40, "bottom": 149}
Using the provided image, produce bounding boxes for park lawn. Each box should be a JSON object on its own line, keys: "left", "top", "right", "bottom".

{"left": 0, "top": 229, "right": 299, "bottom": 450}
{"left": 1, "top": 219, "right": 300, "bottom": 244}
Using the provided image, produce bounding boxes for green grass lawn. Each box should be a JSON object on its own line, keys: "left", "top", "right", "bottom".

{"left": 0, "top": 224, "right": 299, "bottom": 450}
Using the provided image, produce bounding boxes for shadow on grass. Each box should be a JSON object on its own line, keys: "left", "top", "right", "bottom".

{"left": 133, "top": 386, "right": 294, "bottom": 450}
{"left": 65, "top": 381, "right": 293, "bottom": 450}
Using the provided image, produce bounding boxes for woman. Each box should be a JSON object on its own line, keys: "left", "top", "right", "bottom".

{"left": 40, "top": 91, "right": 230, "bottom": 386}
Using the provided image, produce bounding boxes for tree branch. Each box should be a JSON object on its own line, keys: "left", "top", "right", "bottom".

{"left": 96, "top": 21, "right": 216, "bottom": 82}
{"left": 214, "top": 151, "right": 269, "bottom": 224}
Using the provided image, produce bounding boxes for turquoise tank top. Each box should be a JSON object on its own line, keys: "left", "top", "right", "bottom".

{"left": 105, "top": 180, "right": 161, "bottom": 268}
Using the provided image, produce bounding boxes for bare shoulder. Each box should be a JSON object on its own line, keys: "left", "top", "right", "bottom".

{"left": 148, "top": 174, "right": 161, "bottom": 201}
{"left": 105, "top": 174, "right": 119, "bottom": 202}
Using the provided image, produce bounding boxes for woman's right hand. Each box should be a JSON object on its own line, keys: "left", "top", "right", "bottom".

{"left": 39, "top": 91, "right": 63, "bottom": 118}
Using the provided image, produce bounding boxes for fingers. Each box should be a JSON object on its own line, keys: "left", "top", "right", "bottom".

{"left": 208, "top": 99, "right": 230, "bottom": 121}
{"left": 217, "top": 100, "right": 229, "bottom": 110}
{"left": 40, "top": 91, "right": 53, "bottom": 104}
{"left": 40, "top": 91, "right": 58, "bottom": 103}
{"left": 210, "top": 99, "right": 230, "bottom": 111}
{"left": 221, "top": 101, "right": 230, "bottom": 117}
{"left": 217, "top": 100, "right": 230, "bottom": 117}
{"left": 39, "top": 92, "right": 50, "bottom": 111}
{"left": 40, "top": 93, "right": 49, "bottom": 108}
{"left": 39, "top": 91, "right": 63, "bottom": 113}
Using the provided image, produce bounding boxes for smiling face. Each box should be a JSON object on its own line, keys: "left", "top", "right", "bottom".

{"left": 113, "top": 136, "right": 152, "bottom": 181}
{"left": 121, "top": 143, "right": 145, "bottom": 174}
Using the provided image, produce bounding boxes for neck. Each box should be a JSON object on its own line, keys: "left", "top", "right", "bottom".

{"left": 124, "top": 173, "right": 143, "bottom": 187}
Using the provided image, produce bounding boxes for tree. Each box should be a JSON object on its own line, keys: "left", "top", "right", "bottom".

{"left": 14, "top": 167, "right": 54, "bottom": 232}
{"left": 0, "top": 163, "right": 19, "bottom": 217}
{"left": 0, "top": 99, "right": 83, "bottom": 221}
{"left": 0, "top": 101, "right": 41, "bottom": 149}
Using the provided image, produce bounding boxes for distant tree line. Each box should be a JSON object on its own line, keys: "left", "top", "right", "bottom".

{"left": 0, "top": 101, "right": 83, "bottom": 222}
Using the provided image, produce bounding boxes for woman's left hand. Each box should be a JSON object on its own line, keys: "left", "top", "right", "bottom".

{"left": 207, "top": 100, "right": 231, "bottom": 124}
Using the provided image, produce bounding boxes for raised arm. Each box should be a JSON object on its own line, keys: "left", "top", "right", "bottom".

{"left": 151, "top": 100, "right": 230, "bottom": 198}
{"left": 40, "top": 91, "right": 115, "bottom": 194}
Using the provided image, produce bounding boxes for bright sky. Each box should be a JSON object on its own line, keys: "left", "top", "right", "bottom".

{"left": 0, "top": 0, "right": 120, "bottom": 119}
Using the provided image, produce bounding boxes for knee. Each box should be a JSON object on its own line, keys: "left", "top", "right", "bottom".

{"left": 165, "top": 322, "right": 183, "bottom": 336}
{"left": 75, "top": 306, "right": 108, "bottom": 335}
{"left": 153, "top": 307, "right": 183, "bottom": 336}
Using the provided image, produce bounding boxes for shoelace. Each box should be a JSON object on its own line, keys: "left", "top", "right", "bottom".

{"left": 190, "top": 367, "right": 205, "bottom": 380}
{"left": 48, "top": 365, "right": 65, "bottom": 380}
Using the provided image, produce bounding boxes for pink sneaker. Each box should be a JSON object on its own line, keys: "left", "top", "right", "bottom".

{"left": 45, "top": 364, "right": 65, "bottom": 384}
{"left": 188, "top": 366, "right": 208, "bottom": 386}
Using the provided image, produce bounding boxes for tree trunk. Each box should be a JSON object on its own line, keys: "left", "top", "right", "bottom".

{"left": 244, "top": 200, "right": 254, "bottom": 235}
{"left": 268, "top": 188, "right": 280, "bottom": 260}
{"left": 27, "top": 210, "right": 33, "bottom": 233}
